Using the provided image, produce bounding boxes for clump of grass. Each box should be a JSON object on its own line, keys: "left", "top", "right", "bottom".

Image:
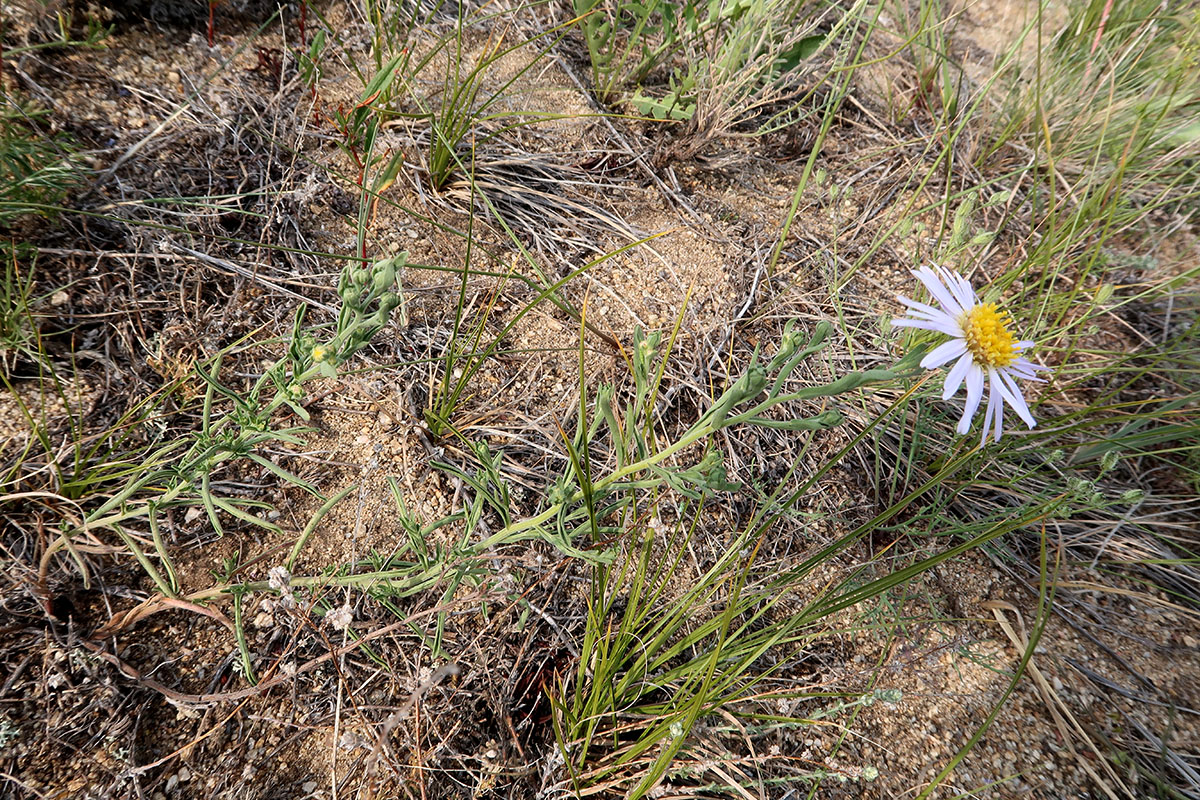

{"left": 572, "top": 0, "right": 682, "bottom": 106}
{"left": 0, "top": 19, "right": 101, "bottom": 362}
{"left": 0, "top": 246, "right": 39, "bottom": 374}
{"left": 546, "top": 310, "right": 1080, "bottom": 798}
{"left": 630, "top": 0, "right": 835, "bottom": 134}
{"left": 0, "top": 102, "right": 81, "bottom": 228}
{"left": 0, "top": 7, "right": 107, "bottom": 224}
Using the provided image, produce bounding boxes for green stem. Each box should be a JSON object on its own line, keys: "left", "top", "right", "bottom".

{"left": 111, "top": 525, "right": 175, "bottom": 598}
{"left": 231, "top": 591, "right": 258, "bottom": 685}
{"left": 287, "top": 484, "right": 357, "bottom": 571}
{"left": 147, "top": 506, "right": 180, "bottom": 595}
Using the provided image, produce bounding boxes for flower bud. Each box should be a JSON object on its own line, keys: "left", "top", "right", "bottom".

{"left": 373, "top": 262, "right": 396, "bottom": 293}
{"left": 378, "top": 292, "right": 402, "bottom": 313}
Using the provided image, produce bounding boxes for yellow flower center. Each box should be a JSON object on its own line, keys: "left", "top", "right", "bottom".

{"left": 961, "top": 303, "right": 1017, "bottom": 368}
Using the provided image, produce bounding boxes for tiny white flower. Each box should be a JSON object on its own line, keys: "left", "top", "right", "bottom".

{"left": 893, "top": 265, "right": 1049, "bottom": 444}
{"left": 326, "top": 603, "right": 354, "bottom": 631}
{"left": 267, "top": 565, "right": 291, "bottom": 592}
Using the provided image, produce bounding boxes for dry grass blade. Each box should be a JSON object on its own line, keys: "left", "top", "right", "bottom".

{"left": 406, "top": 133, "right": 643, "bottom": 257}
{"left": 986, "top": 600, "right": 1130, "bottom": 799}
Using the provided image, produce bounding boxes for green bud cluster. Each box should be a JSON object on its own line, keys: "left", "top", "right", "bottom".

{"left": 631, "top": 327, "right": 661, "bottom": 392}
{"left": 330, "top": 253, "right": 408, "bottom": 368}
{"left": 548, "top": 474, "right": 574, "bottom": 507}
{"left": 874, "top": 688, "right": 903, "bottom": 704}
{"left": 708, "top": 363, "right": 765, "bottom": 427}
{"left": 1066, "top": 475, "right": 1104, "bottom": 507}
{"left": 1119, "top": 488, "right": 1144, "bottom": 504}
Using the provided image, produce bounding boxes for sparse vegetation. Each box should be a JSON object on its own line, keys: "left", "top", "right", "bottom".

{"left": 1, "top": 0, "right": 1197, "bottom": 799}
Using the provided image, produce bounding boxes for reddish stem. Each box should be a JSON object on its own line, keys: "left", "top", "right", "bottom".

{"left": 1083, "top": 0, "right": 1115, "bottom": 84}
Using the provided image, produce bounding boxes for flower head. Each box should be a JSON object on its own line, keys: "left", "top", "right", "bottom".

{"left": 267, "top": 565, "right": 291, "bottom": 592}
{"left": 326, "top": 602, "right": 354, "bottom": 631}
{"left": 892, "top": 265, "right": 1048, "bottom": 444}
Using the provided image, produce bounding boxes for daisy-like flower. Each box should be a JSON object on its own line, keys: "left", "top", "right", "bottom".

{"left": 892, "top": 265, "right": 1048, "bottom": 444}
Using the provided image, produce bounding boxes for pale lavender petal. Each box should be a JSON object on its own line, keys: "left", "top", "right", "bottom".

{"left": 902, "top": 307, "right": 957, "bottom": 324}
{"left": 1008, "top": 357, "right": 1050, "bottom": 382}
{"left": 1016, "top": 340, "right": 1036, "bottom": 349}
{"left": 897, "top": 295, "right": 945, "bottom": 316}
{"left": 936, "top": 265, "right": 979, "bottom": 311}
{"left": 997, "top": 369, "right": 1037, "bottom": 428}
{"left": 942, "top": 352, "right": 974, "bottom": 400}
{"left": 943, "top": 269, "right": 977, "bottom": 309}
{"left": 955, "top": 272, "right": 982, "bottom": 308}
{"left": 912, "top": 266, "right": 965, "bottom": 316}
{"left": 1005, "top": 363, "right": 1038, "bottom": 380}
{"left": 892, "top": 317, "right": 963, "bottom": 337}
{"left": 989, "top": 369, "right": 1005, "bottom": 442}
{"left": 897, "top": 303, "right": 960, "bottom": 325}
{"left": 898, "top": 297, "right": 965, "bottom": 334}
{"left": 921, "top": 339, "right": 968, "bottom": 370}
{"left": 957, "top": 364, "right": 985, "bottom": 434}
{"left": 980, "top": 380, "right": 999, "bottom": 446}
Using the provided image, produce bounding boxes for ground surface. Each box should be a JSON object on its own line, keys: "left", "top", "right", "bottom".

{"left": 1, "top": 1, "right": 1198, "bottom": 799}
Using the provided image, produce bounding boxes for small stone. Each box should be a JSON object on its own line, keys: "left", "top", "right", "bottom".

{"left": 50, "top": 290, "right": 69, "bottom": 306}
{"left": 301, "top": 781, "right": 318, "bottom": 794}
